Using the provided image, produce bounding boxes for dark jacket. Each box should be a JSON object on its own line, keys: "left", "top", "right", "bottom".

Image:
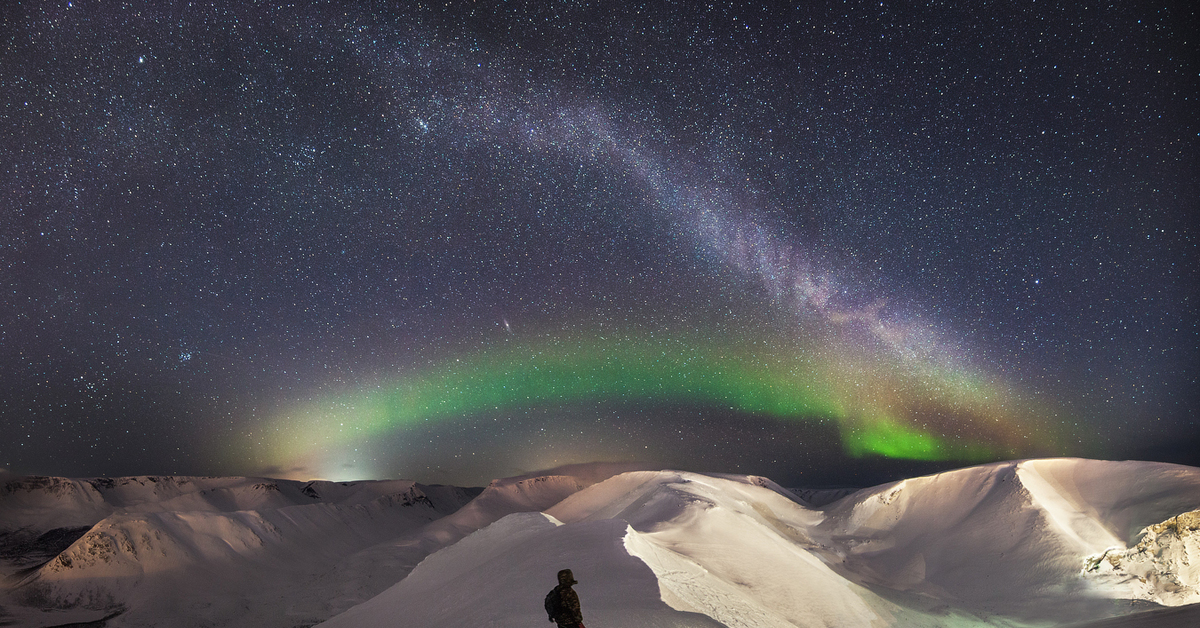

{"left": 549, "top": 569, "right": 583, "bottom": 627}
{"left": 550, "top": 584, "right": 582, "bottom": 626}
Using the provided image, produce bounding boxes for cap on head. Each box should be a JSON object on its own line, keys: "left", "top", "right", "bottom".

{"left": 557, "top": 569, "right": 577, "bottom": 585}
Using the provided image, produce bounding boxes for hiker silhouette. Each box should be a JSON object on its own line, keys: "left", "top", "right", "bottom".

{"left": 544, "top": 568, "right": 585, "bottom": 628}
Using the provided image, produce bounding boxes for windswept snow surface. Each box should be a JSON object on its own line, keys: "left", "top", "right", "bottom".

{"left": 318, "top": 459, "right": 1200, "bottom": 628}
{"left": 284, "top": 461, "right": 657, "bottom": 620}
{"left": 3, "top": 459, "right": 1199, "bottom": 627}
{"left": 316, "top": 511, "right": 727, "bottom": 628}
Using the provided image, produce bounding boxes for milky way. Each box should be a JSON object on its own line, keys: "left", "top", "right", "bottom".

{"left": 2, "top": 1, "right": 1195, "bottom": 485}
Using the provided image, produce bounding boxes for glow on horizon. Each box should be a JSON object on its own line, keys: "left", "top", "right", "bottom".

{"left": 248, "top": 328, "right": 1066, "bottom": 477}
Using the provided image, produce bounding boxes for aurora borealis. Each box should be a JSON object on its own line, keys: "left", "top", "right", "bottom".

{"left": 2, "top": 1, "right": 1195, "bottom": 486}
{"left": 257, "top": 329, "right": 1056, "bottom": 480}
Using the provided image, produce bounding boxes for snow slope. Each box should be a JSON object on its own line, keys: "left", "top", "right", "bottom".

{"left": 317, "top": 459, "right": 1200, "bottom": 628}
{"left": 280, "top": 461, "right": 657, "bottom": 621}
{"left": 317, "top": 512, "right": 728, "bottom": 628}
{"left": 0, "top": 476, "right": 479, "bottom": 627}
{"left": 0, "top": 463, "right": 646, "bottom": 627}
{"left": 814, "top": 458, "right": 1200, "bottom": 618}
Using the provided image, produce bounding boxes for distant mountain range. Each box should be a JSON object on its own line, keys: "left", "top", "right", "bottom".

{"left": 2, "top": 459, "right": 1197, "bottom": 627}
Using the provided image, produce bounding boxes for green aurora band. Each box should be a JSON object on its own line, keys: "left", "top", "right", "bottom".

{"left": 260, "top": 331, "right": 1058, "bottom": 471}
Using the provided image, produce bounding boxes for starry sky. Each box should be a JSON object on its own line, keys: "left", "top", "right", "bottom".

{"left": 2, "top": 1, "right": 1196, "bottom": 487}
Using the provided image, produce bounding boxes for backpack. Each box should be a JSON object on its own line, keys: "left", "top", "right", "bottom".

{"left": 544, "top": 585, "right": 562, "bottom": 619}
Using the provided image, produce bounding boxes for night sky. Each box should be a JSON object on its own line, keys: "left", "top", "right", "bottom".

{"left": 2, "top": 1, "right": 1196, "bottom": 487}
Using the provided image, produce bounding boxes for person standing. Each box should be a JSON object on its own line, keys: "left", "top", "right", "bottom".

{"left": 545, "top": 568, "right": 584, "bottom": 628}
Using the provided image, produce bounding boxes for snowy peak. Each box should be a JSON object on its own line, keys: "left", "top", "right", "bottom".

{"left": 0, "top": 475, "right": 473, "bottom": 534}
{"left": 484, "top": 474, "right": 583, "bottom": 508}
{"left": 420, "top": 462, "right": 655, "bottom": 537}
{"left": 295, "top": 479, "right": 430, "bottom": 506}
{"left": 809, "top": 458, "right": 1200, "bottom": 616}
{"left": 0, "top": 477, "right": 113, "bottom": 530}
{"left": 0, "top": 476, "right": 481, "bottom": 626}
{"left": 1015, "top": 458, "right": 1200, "bottom": 545}
{"left": 1017, "top": 459, "right": 1126, "bottom": 552}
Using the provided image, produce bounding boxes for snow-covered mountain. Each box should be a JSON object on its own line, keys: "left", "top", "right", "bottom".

{"left": 0, "top": 475, "right": 482, "bottom": 627}
{"left": 2, "top": 459, "right": 1198, "bottom": 627}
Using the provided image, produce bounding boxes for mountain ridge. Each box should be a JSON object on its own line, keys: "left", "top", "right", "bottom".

{"left": 1, "top": 458, "right": 1197, "bottom": 627}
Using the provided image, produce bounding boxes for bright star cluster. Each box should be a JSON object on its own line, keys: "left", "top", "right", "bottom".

{"left": 1, "top": 1, "right": 1195, "bottom": 486}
